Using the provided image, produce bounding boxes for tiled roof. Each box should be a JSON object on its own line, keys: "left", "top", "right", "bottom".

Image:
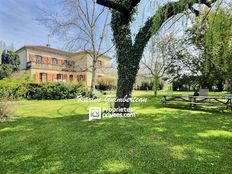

{"left": 16, "top": 45, "right": 71, "bottom": 56}
{"left": 16, "top": 45, "right": 112, "bottom": 59}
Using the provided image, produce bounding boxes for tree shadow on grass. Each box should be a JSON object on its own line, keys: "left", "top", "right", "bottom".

{"left": 0, "top": 109, "right": 232, "bottom": 174}
{"left": 132, "top": 94, "right": 232, "bottom": 114}
{"left": 161, "top": 103, "right": 232, "bottom": 114}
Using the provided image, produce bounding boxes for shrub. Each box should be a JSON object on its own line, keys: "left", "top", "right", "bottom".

{"left": 0, "top": 97, "right": 15, "bottom": 121}
{"left": 0, "top": 80, "right": 27, "bottom": 99}
{"left": 96, "top": 75, "right": 117, "bottom": 91}
{"left": 87, "top": 90, "right": 102, "bottom": 98}
{"left": 0, "top": 64, "right": 13, "bottom": 79}
{"left": 27, "top": 82, "right": 87, "bottom": 100}
{"left": 96, "top": 84, "right": 115, "bottom": 91}
{"left": 139, "top": 82, "right": 153, "bottom": 90}
{"left": 0, "top": 78, "right": 87, "bottom": 100}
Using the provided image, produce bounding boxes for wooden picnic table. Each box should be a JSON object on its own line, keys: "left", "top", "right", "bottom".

{"left": 162, "top": 95, "right": 232, "bottom": 110}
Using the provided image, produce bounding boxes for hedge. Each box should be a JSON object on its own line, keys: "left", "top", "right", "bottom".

{"left": 0, "top": 80, "right": 27, "bottom": 99}
{"left": 27, "top": 82, "right": 87, "bottom": 100}
{"left": 0, "top": 80, "right": 87, "bottom": 100}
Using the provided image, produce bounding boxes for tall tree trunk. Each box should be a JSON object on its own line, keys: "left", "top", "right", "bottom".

{"left": 216, "top": 80, "right": 224, "bottom": 92}
{"left": 90, "top": 60, "right": 97, "bottom": 96}
{"left": 111, "top": 12, "right": 136, "bottom": 109}
{"left": 228, "top": 79, "right": 232, "bottom": 93}
{"left": 115, "top": 60, "right": 139, "bottom": 108}
{"left": 153, "top": 61, "right": 159, "bottom": 97}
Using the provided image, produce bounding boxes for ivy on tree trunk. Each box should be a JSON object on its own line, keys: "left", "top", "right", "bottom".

{"left": 97, "top": 0, "right": 216, "bottom": 109}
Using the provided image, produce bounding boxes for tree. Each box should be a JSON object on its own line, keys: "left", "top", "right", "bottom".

{"left": 1, "top": 50, "right": 20, "bottom": 72}
{"left": 40, "top": 0, "right": 112, "bottom": 96}
{"left": 141, "top": 34, "right": 184, "bottom": 96}
{"left": 0, "top": 41, "right": 6, "bottom": 61}
{"left": 0, "top": 41, "right": 15, "bottom": 64}
{"left": 182, "top": 5, "right": 232, "bottom": 91}
{"left": 153, "top": 61, "right": 159, "bottom": 97}
{"left": 0, "top": 64, "right": 13, "bottom": 79}
{"left": 173, "top": 75, "right": 199, "bottom": 91}
{"left": 97, "top": 0, "right": 216, "bottom": 108}
{"left": 184, "top": 11, "right": 217, "bottom": 90}
{"left": 204, "top": 9, "right": 232, "bottom": 92}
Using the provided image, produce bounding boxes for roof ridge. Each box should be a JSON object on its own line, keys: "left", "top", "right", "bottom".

{"left": 15, "top": 45, "right": 112, "bottom": 59}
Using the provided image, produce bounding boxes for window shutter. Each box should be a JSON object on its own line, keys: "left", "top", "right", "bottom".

{"left": 42, "top": 56, "right": 45, "bottom": 64}
{"left": 47, "top": 74, "right": 53, "bottom": 82}
{"left": 57, "top": 59, "right": 62, "bottom": 65}
{"left": 35, "top": 72, "right": 40, "bottom": 82}
{"left": 63, "top": 74, "right": 67, "bottom": 80}
{"left": 29, "top": 54, "right": 35, "bottom": 62}
{"left": 47, "top": 57, "right": 52, "bottom": 64}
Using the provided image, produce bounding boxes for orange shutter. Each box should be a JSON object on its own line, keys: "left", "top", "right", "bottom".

{"left": 66, "top": 74, "right": 69, "bottom": 81}
{"left": 83, "top": 75, "right": 86, "bottom": 81}
{"left": 63, "top": 74, "right": 67, "bottom": 80}
{"left": 57, "top": 59, "right": 62, "bottom": 65}
{"left": 29, "top": 54, "right": 35, "bottom": 62}
{"left": 77, "top": 75, "right": 80, "bottom": 82}
{"left": 47, "top": 74, "right": 53, "bottom": 82}
{"left": 35, "top": 72, "right": 40, "bottom": 82}
{"left": 53, "top": 74, "right": 56, "bottom": 81}
{"left": 47, "top": 57, "right": 52, "bottom": 64}
{"left": 42, "top": 56, "right": 48, "bottom": 64}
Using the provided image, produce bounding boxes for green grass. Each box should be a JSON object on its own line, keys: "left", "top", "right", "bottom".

{"left": 0, "top": 91, "right": 232, "bottom": 173}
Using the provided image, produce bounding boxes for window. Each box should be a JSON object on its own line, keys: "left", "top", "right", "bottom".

{"left": 97, "top": 75, "right": 103, "bottom": 84}
{"left": 69, "top": 75, "right": 73, "bottom": 82}
{"left": 35, "top": 55, "right": 42, "bottom": 64}
{"left": 52, "top": 58, "right": 57, "bottom": 65}
{"left": 77, "top": 75, "right": 85, "bottom": 82}
{"left": 97, "top": 60, "right": 103, "bottom": 66}
{"left": 64, "top": 60, "right": 68, "bottom": 66}
{"left": 80, "top": 75, "right": 85, "bottom": 81}
{"left": 57, "top": 74, "right": 63, "bottom": 81}
{"left": 71, "top": 61, "right": 75, "bottom": 66}
{"left": 40, "top": 73, "right": 47, "bottom": 82}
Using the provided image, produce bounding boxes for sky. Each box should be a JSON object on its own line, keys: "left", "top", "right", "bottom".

{"left": 0, "top": 0, "right": 181, "bottom": 50}
{"left": 0, "top": 0, "right": 229, "bottom": 52}
{"left": 0, "top": 0, "right": 181, "bottom": 52}
{"left": 0, "top": 0, "right": 63, "bottom": 50}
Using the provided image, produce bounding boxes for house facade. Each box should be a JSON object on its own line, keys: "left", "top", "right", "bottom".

{"left": 16, "top": 45, "right": 114, "bottom": 87}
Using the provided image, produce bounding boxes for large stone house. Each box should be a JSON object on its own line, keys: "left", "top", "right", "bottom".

{"left": 16, "top": 45, "right": 115, "bottom": 87}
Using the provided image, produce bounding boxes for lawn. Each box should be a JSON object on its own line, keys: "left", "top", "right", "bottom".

{"left": 0, "top": 91, "right": 232, "bottom": 173}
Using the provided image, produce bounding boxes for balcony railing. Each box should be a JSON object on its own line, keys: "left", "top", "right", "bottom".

{"left": 26, "top": 61, "right": 77, "bottom": 72}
